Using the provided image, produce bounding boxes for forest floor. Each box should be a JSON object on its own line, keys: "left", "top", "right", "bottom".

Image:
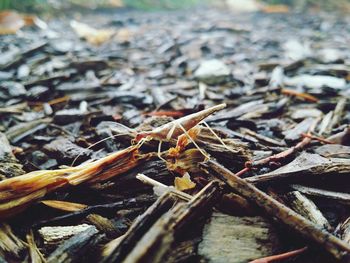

{"left": 0, "top": 6, "right": 349, "bottom": 263}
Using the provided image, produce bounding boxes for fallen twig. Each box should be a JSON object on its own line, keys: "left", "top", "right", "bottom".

{"left": 290, "top": 185, "right": 350, "bottom": 205}
{"left": 246, "top": 117, "right": 319, "bottom": 169}
{"left": 325, "top": 98, "right": 347, "bottom": 135}
{"left": 301, "top": 133, "right": 335, "bottom": 144}
{"left": 287, "top": 191, "right": 331, "bottom": 230}
{"left": 249, "top": 246, "right": 308, "bottom": 263}
{"left": 136, "top": 173, "right": 192, "bottom": 200}
{"left": 281, "top": 88, "right": 319, "bottom": 102}
{"left": 201, "top": 160, "right": 350, "bottom": 260}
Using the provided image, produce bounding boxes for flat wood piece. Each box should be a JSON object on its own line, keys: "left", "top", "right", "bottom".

{"left": 198, "top": 213, "right": 281, "bottom": 263}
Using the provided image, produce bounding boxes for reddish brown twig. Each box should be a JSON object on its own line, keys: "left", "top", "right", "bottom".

{"left": 235, "top": 167, "right": 250, "bottom": 177}
{"left": 281, "top": 88, "right": 319, "bottom": 103}
{"left": 247, "top": 137, "right": 310, "bottom": 168}
{"left": 246, "top": 118, "right": 319, "bottom": 168}
{"left": 249, "top": 246, "right": 308, "bottom": 263}
{"left": 301, "top": 133, "right": 335, "bottom": 144}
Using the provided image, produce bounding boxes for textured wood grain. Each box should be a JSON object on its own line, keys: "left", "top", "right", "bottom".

{"left": 198, "top": 213, "right": 281, "bottom": 263}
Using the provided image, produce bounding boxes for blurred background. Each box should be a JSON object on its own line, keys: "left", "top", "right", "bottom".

{"left": 0, "top": 0, "right": 349, "bottom": 13}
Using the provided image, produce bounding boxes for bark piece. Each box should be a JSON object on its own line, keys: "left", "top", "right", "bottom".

{"left": 5, "top": 118, "right": 51, "bottom": 143}
{"left": 315, "top": 144, "right": 350, "bottom": 158}
{"left": 287, "top": 191, "right": 331, "bottom": 230}
{"left": 246, "top": 152, "right": 350, "bottom": 184}
{"left": 101, "top": 191, "right": 189, "bottom": 262}
{"left": 44, "top": 137, "right": 93, "bottom": 163}
{"left": 122, "top": 181, "right": 221, "bottom": 263}
{"left": 38, "top": 224, "right": 93, "bottom": 246}
{"left": 290, "top": 185, "right": 350, "bottom": 205}
{"left": 103, "top": 182, "right": 220, "bottom": 263}
{"left": 283, "top": 118, "right": 315, "bottom": 142}
{"left": 86, "top": 214, "right": 120, "bottom": 238}
{"left": 337, "top": 217, "right": 350, "bottom": 244}
{"left": 198, "top": 213, "right": 281, "bottom": 263}
{"left": 47, "top": 226, "right": 103, "bottom": 263}
{"left": 325, "top": 98, "right": 347, "bottom": 135}
{"left": 0, "top": 132, "right": 24, "bottom": 179}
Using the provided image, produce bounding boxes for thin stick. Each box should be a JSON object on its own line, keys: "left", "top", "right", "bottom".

{"left": 136, "top": 173, "right": 168, "bottom": 189}
{"left": 249, "top": 246, "right": 308, "bottom": 263}
{"left": 201, "top": 160, "right": 350, "bottom": 260}
{"left": 301, "top": 133, "right": 335, "bottom": 144}
{"left": 326, "top": 98, "right": 347, "bottom": 135}
{"left": 246, "top": 118, "right": 320, "bottom": 168}
{"left": 136, "top": 173, "right": 193, "bottom": 201}
{"left": 235, "top": 167, "right": 250, "bottom": 177}
{"left": 281, "top": 88, "right": 319, "bottom": 102}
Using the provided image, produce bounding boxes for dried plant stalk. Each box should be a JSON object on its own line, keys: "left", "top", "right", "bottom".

{"left": 0, "top": 144, "right": 149, "bottom": 220}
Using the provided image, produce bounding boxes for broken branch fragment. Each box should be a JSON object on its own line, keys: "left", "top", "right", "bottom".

{"left": 201, "top": 160, "right": 350, "bottom": 260}
{"left": 290, "top": 185, "right": 350, "bottom": 205}
{"left": 287, "top": 191, "right": 331, "bottom": 230}
{"left": 249, "top": 246, "right": 308, "bottom": 263}
{"left": 101, "top": 190, "right": 189, "bottom": 262}
{"left": 121, "top": 181, "right": 220, "bottom": 263}
{"left": 246, "top": 152, "right": 350, "bottom": 185}
{"left": 103, "top": 182, "right": 220, "bottom": 263}
{"left": 47, "top": 226, "right": 103, "bottom": 263}
{"left": 246, "top": 118, "right": 319, "bottom": 169}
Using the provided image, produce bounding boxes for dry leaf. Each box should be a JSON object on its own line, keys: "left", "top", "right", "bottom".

{"left": 0, "top": 11, "right": 47, "bottom": 35}
{"left": 262, "top": 5, "right": 290, "bottom": 13}
{"left": 174, "top": 172, "right": 196, "bottom": 191}
{"left": 0, "top": 11, "right": 25, "bottom": 34}
{"left": 108, "top": 0, "right": 124, "bottom": 7}
{"left": 23, "top": 15, "right": 47, "bottom": 30}
{"left": 70, "top": 20, "right": 115, "bottom": 45}
{"left": 114, "top": 28, "right": 131, "bottom": 44}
